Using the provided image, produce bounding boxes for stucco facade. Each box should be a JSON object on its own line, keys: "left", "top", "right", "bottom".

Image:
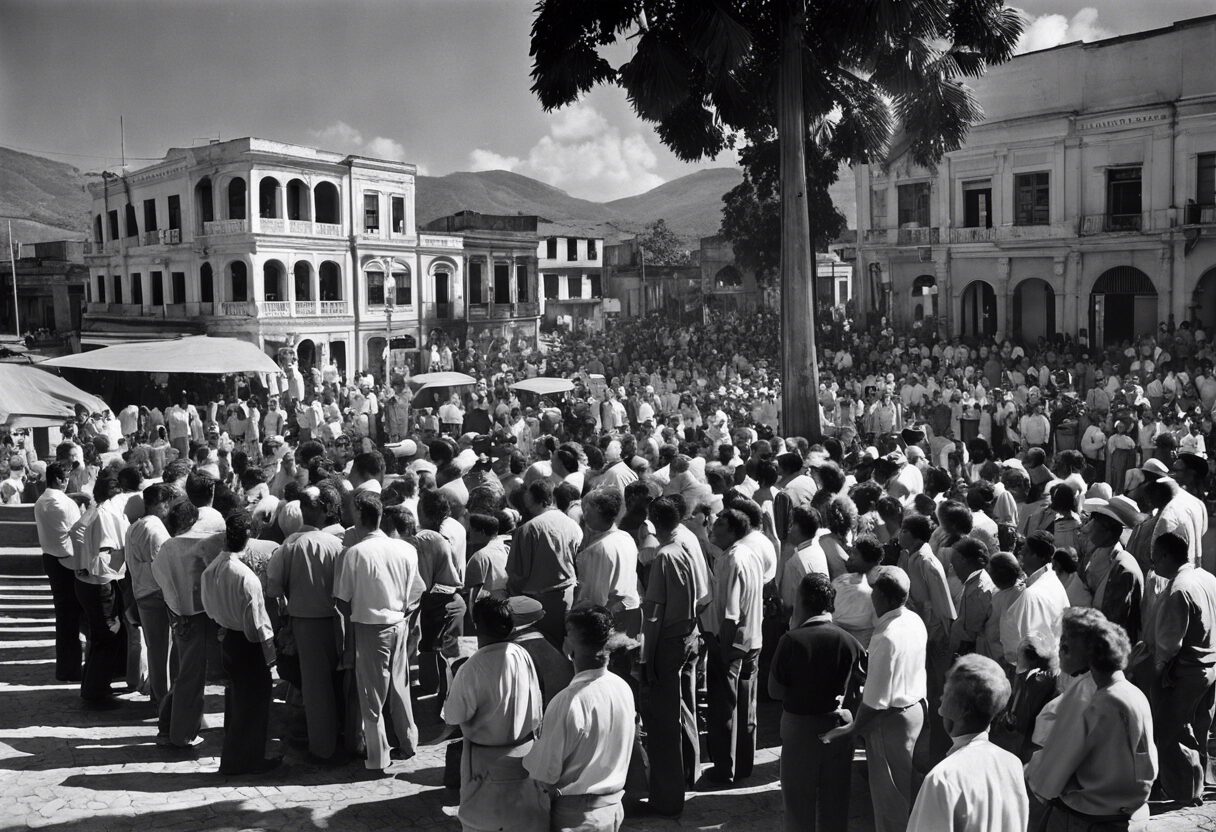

{"left": 853, "top": 15, "right": 1216, "bottom": 346}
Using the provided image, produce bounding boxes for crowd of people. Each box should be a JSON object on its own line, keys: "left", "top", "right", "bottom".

{"left": 15, "top": 306, "right": 1216, "bottom": 832}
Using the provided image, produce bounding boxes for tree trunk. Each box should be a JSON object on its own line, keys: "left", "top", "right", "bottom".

{"left": 778, "top": 2, "right": 822, "bottom": 440}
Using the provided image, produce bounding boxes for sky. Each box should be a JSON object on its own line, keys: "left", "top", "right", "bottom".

{"left": 0, "top": 0, "right": 1213, "bottom": 201}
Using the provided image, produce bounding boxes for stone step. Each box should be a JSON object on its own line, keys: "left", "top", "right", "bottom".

{"left": 0, "top": 548, "right": 45, "bottom": 576}
{"left": 0, "top": 616, "right": 57, "bottom": 626}
{"left": 0, "top": 604, "right": 56, "bottom": 618}
{"left": 0, "top": 523, "right": 40, "bottom": 549}
{"left": 0, "top": 625, "right": 56, "bottom": 640}
{"left": 0, "top": 594, "right": 54, "bottom": 602}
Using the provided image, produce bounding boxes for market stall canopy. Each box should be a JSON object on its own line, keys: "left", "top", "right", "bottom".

{"left": 0, "top": 364, "right": 109, "bottom": 428}
{"left": 43, "top": 335, "right": 281, "bottom": 375}
{"left": 409, "top": 372, "right": 477, "bottom": 393}
{"left": 511, "top": 377, "right": 575, "bottom": 396}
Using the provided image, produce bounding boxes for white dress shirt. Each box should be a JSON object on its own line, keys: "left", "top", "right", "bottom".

{"left": 575, "top": 528, "right": 640, "bottom": 613}
{"left": 201, "top": 550, "right": 274, "bottom": 647}
{"left": 780, "top": 534, "right": 830, "bottom": 611}
{"left": 999, "top": 565, "right": 1069, "bottom": 667}
{"left": 862, "top": 606, "right": 928, "bottom": 710}
{"left": 333, "top": 530, "right": 425, "bottom": 625}
{"left": 77, "top": 497, "right": 130, "bottom": 585}
{"left": 908, "top": 731, "right": 1029, "bottom": 832}
{"left": 443, "top": 641, "right": 542, "bottom": 746}
{"left": 125, "top": 515, "right": 171, "bottom": 601}
{"left": 34, "top": 486, "right": 80, "bottom": 560}
{"left": 524, "top": 667, "right": 636, "bottom": 796}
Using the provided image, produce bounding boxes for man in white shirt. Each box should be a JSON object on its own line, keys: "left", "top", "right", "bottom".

{"left": 575, "top": 489, "right": 641, "bottom": 637}
{"left": 703, "top": 509, "right": 765, "bottom": 785}
{"left": 125, "top": 483, "right": 177, "bottom": 707}
{"left": 73, "top": 471, "right": 130, "bottom": 705}
{"left": 443, "top": 596, "right": 548, "bottom": 830}
{"left": 201, "top": 509, "right": 279, "bottom": 776}
{"left": 908, "top": 654, "right": 1028, "bottom": 832}
{"left": 1000, "top": 530, "right": 1069, "bottom": 669}
{"left": 524, "top": 606, "right": 637, "bottom": 831}
{"left": 779, "top": 506, "right": 829, "bottom": 617}
{"left": 822, "top": 567, "right": 928, "bottom": 832}
{"left": 34, "top": 462, "right": 83, "bottom": 681}
{"left": 333, "top": 491, "right": 424, "bottom": 772}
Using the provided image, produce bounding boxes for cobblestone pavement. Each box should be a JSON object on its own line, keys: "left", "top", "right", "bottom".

{"left": 3, "top": 628, "right": 1216, "bottom": 830}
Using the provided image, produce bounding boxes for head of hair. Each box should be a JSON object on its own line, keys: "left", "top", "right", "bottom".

{"left": 797, "top": 572, "right": 836, "bottom": 615}
{"left": 1050, "top": 483, "right": 1079, "bottom": 512}
{"left": 162, "top": 459, "right": 191, "bottom": 484}
{"left": 224, "top": 508, "right": 252, "bottom": 552}
{"left": 1154, "top": 530, "right": 1190, "bottom": 566}
{"left": 468, "top": 512, "right": 499, "bottom": 538}
{"left": 945, "top": 654, "right": 1012, "bottom": 725}
{"left": 815, "top": 462, "right": 846, "bottom": 495}
{"left": 354, "top": 489, "right": 383, "bottom": 528}
{"left": 901, "top": 512, "right": 933, "bottom": 543}
{"left": 185, "top": 472, "right": 217, "bottom": 507}
{"left": 938, "top": 500, "right": 973, "bottom": 533}
{"left": 583, "top": 488, "right": 623, "bottom": 524}
{"left": 1052, "top": 546, "right": 1080, "bottom": 574}
{"left": 1024, "top": 530, "right": 1056, "bottom": 562}
{"left": 525, "top": 479, "right": 554, "bottom": 508}
{"left": 565, "top": 605, "right": 614, "bottom": 658}
{"left": 353, "top": 451, "right": 385, "bottom": 480}
{"left": 755, "top": 459, "right": 779, "bottom": 488}
{"left": 966, "top": 481, "right": 995, "bottom": 512}
{"left": 92, "top": 470, "right": 120, "bottom": 503}
{"left": 46, "top": 461, "right": 69, "bottom": 488}
{"left": 494, "top": 508, "right": 518, "bottom": 535}
{"left": 723, "top": 494, "right": 762, "bottom": 529}
{"left": 777, "top": 452, "right": 803, "bottom": 475}
{"left": 165, "top": 498, "right": 199, "bottom": 536}
{"left": 824, "top": 494, "right": 858, "bottom": 537}
{"left": 717, "top": 507, "right": 751, "bottom": 541}
{"left": 383, "top": 503, "right": 418, "bottom": 537}
{"left": 871, "top": 565, "right": 911, "bottom": 607}
{"left": 876, "top": 495, "right": 905, "bottom": 522}
{"left": 473, "top": 596, "right": 515, "bottom": 640}
{"left": 849, "top": 480, "right": 883, "bottom": 514}
{"left": 117, "top": 465, "right": 142, "bottom": 493}
{"left": 988, "top": 551, "right": 1023, "bottom": 589}
{"left": 418, "top": 488, "right": 452, "bottom": 524}
{"left": 647, "top": 495, "right": 680, "bottom": 534}
{"left": 854, "top": 534, "right": 884, "bottom": 567}
{"left": 1062, "top": 607, "right": 1131, "bottom": 674}
{"left": 553, "top": 481, "right": 581, "bottom": 512}
{"left": 953, "top": 536, "right": 990, "bottom": 568}
{"left": 142, "top": 482, "right": 178, "bottom": 511}
{"left": 789, "top": 505, "right": 821, "bottom": 539}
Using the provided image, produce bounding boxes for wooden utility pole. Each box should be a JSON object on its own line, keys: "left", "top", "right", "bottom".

{"left": 778, "top": 0, "right": 821, "bottom": 440}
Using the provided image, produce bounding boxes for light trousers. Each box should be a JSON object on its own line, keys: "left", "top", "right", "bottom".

{"left": 353, "top": 620, "right": 416, "bottom": 770}
{"left": 865, "top": 701, "right": 926, "bottom": 832}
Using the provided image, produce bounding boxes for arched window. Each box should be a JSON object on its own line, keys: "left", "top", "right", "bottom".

{"left": 124, "top": 204, "right": 138, "bottom": 239}
{"left": 315, "top": 182, "right": 340, "bottom": 225}
{"left": 229, "top": 261, "right": 248, "bottom": 302}
{"left": 200, "top": 263, "right": 214, "bottom": 303}
{"left": 391, "top": 269, "right": 411, "bottom": 306}
{"left": 259, "top": 177, "right": 281, "bottom": 218}
{"left": 263, "top": 261, "right": 285, "bottom": 301}
{"left": 287, "top": 179, "right": 311, "bottom": 221}
{"left": 714, "top": 266, "right": 743, "bottom": 288}
{"left": 294, "top": 262, "right": 312, "bottom": 301}
{"left": 93, "top": 215, "right": 103, "bottom": 243}
{"left": 227, "top": 177, "right": 247, "bottom": 220}
{"left": 319, "top": 261, "right": 341, "bottom": 301}
{"left": 195, "top": 177, "right": 214, "bottom": 230}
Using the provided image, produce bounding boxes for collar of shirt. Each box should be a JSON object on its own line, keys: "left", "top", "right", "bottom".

{"left": 947, "top": 730, "right": 990, "bottom": 756}
{"left": 874, "top": 606, "right": 908, "bottom": 631}
{"left": 1027, "top": 565, "right": 1051, "bottom": 586}
{"left": 798, "top": 613, "right": 833, "bottom": 628}
{"left": 570, "top": 666, "right": 609, "bottom": 685}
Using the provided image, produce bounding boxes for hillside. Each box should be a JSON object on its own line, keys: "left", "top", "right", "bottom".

{"left": 0, "top": 145, "right": 857, "bottom": 251}
{"left": 0, "top": 147, "right": 96, "bottom": 250}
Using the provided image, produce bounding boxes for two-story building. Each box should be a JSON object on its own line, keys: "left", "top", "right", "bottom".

{"left": 0, "top": 241, "right": 88, "bottom": 349}
{"left": 538, "top": 231, "right": 604, "bottom": 332}
{"left": 853, "top": 14, "right": 1216, "bottom": 346}
{"left": 421, "top": 211, "right": 540, "bottom": 352}
{"left": 82, "top": 137, "right": 463, "bottom": 378}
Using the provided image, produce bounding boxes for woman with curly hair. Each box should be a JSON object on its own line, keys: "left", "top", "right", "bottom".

{"left": 819, "top": 494, "right": 858, "bottom": 579}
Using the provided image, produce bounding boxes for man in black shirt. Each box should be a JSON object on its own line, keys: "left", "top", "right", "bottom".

{"left": 768, "top": 573, "right": 865, "bottom": 832}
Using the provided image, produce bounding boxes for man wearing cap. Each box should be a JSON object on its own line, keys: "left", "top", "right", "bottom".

{"left": 443, "top": 596, "right": 548, "bottom": 831}
{"left": 508, "top": 480, "right": 583, "bottom": 649}
{"left": 1085, "top": 497, "right": 1145, "bottom": 643}
{"left": 508, "top": 596, "right": 574, "bottom": 707}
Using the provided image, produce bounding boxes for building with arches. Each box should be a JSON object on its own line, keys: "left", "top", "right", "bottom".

{"left": 82, "top": 137, "right": 467, "bottom": 378}
{"left": 853, "top": 15, "right": 1216, "bottom": 345}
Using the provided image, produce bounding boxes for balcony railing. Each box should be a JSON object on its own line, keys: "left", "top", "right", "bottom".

{"left": 1079, "top": 213, "right": 1144, "bottom": 235}
{"left": 259, "top": 301, "right": 292, "bottom": 317}
{"left": 896, "top": 227, "right": 940, "bottom": 245}
{"left": 203, "top": 219, "right": 249, "bottom": 236}
{"left": 467, "top": 302, "right": 540, "bottom": 320}
{"left": 294, "top": 300, "right": 316, "bottom": 316}
{"left": 315, "top": 222, "right": 343, "bottom": 237}
{"left": 163, "top": 228, "right": 181, "bottom": 244}
{"left": 259, "top": 218, "right": 286, "bottom": 233}
{"left": 422, "top": 301, "right": 460, "bottom": 320}
{"left": 948, "top": 226, "right": 995, "bottom": 243}
{"left": 862, "top": 228, "right": 890, "bottom": 244}
{"left": 319, "top": 300, "right": 350, "bottom": 316}
{"left": 141, "top": 231, "right": 160, "bottom": 246}
{"left": 1185, "top": 204, "right": 1216, "bottom": 225}
{"left": 288, "top": 220, "right": 312, "bottom": 234}
{"left": 221, "top": 301, "right": 254, "bottom": 317}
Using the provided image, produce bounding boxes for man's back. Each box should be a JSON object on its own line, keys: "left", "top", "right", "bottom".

{"left": 908, "top": 733, "right": 1028, "bottom": 832}
{"left": 335, "top": 531, "right": 423, "bottom": 625}
{"left": 508, "top": 508, "right": 582, "bottom": 595}
{"left": 268, "top": 529, "right": 344, "bottom": 618}
{"left": 1157, "top": 564, "right": 1216, "bottom": 666}
{"left": 770, "top": 618, "right": 863, "bottom": 715}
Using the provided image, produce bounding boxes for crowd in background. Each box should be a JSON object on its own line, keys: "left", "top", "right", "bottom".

{"left": 14, "top": 306, "right": 1216, "bottom": 832}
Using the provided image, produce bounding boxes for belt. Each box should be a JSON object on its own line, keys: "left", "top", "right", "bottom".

{"left": 553, "top": 791, "right": 624, "bottom": 810}
{"left": 1049, "top": 797, "right": 1133, "bottom": 824}
{"left": 469, "top": 731, "right": 535, "bottom": 750}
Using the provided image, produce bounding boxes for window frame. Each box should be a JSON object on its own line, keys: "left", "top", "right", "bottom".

{"left": 1013, "top": 171, "right": 1051, "bottom": 227}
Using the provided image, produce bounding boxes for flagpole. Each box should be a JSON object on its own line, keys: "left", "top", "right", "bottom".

{"left": 6, "top": 221, "right": 18, "bottom": 338}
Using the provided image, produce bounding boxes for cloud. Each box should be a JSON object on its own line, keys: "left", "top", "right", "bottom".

{"left": 467, "top": 102, "right": 665, "bottom": 200}
{"left": 1017, "top": 7, "right": 1114, "bottom": 53}
{"left": 309, "top": 121, "right": 413, "bottom": 166}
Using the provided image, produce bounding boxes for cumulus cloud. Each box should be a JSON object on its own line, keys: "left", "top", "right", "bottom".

{"left": 309, "top": 121, "right": 412, "bottom": 165}
{"left": 1017, "top": 7, "right": 1114, "bottom": 53}
{"left": 468, "top": 102, "right": 665, "bottom": 200}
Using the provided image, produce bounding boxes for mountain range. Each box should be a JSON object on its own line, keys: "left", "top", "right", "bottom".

{"left": 0, "top": 144, "right": 856, "bottom": 251}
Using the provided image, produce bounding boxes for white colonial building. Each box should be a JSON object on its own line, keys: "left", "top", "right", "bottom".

{"left": 853, "top": 14, "right": 1216, "bottom": 346}
{"left": 82, "top": 137, "right": 464, "bottom": 377}
{"left": 538, "top": 232, "right": 604, "bottom": 332}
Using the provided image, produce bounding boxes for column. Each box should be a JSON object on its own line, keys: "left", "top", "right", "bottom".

{"left": 1167, "top": 243, "right": 1184, "bottom": 325}
{"left": 1068, "top": 251, "right": 1083, "bottom": 336}
{"left": 996, "top": 257, "right": 1010, "bottom": 338}
{"left": 1053, "top": 256, "right": 1069, "bottom": 336}
{"left": 934, "top": 250, "right": 951, "bottom": 337}
{"left": 248, "top": 170, "right": 257, "bottom": 232}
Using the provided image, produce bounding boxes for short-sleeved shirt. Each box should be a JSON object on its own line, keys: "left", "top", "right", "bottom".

{"left": 708, "top": 540, "right": 765, "bottom": 651}
{"left": 333, "top": 530, "right": 425, "bottom": 625}
{"left": 863, "top": 606, "right": 928, "bottom": 710}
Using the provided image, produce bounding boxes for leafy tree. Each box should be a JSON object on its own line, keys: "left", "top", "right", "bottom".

{"left": 720, "top": 136, "right": 846, "bottom": 287}
{"left": 635, "top": 218, "right": 692, "bottom": 266}
{"left": 529, "top": 0, "right": 1023, "bottom": 438}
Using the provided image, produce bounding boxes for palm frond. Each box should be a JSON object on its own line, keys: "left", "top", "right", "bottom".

{"left": 691, "top": 1, "right": 754, "bottom": 81}
{"left": 655, "top": 97, "right": 729, "bottom": 161}
{"left": 948, "top": 0, "right": 1025, "bottom": 63}
{"left": 617, "top": 30, "right": 694, "bottom": 121}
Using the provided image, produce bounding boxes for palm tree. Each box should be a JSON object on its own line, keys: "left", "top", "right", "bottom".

{"left": 530, "top": 0, "right": 1023, "bottom": 439}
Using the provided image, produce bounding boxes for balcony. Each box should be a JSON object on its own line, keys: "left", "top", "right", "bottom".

{"left": 221, "top": 301, "right": 254, "bottom": 317}
{"left": 289, "top": 220, "right": 313, "bottom": 234}
{"left": 1185, "top": 204, "right": 1216, "bottom": 225}
{"left": 294, "top": 300, "right": 316, "bottom": 316}
{"left": 203, "top": 219, "right": 249, "bottom": 236}
{"left": 141, "top": 231, "right": 161, "bottom": 246}
{"left": 315, "top": 222, "right": 343, "bottom": 237}
{"left": 259, "top": 218, "right": 287, "bottom": 233}
{"left": 258, "top": 301, "right": 292, "bottom": 318}
{"left": 467, "top": 302, "right": 540, "bottom": 320}
{"left": 422, "top": 301, "right": 460, "bottom": 320}
{"left": 1079, "top": 213, "right": 1143, "bottom": 235}
{"left": 896, "top": 227, "right": 940, "bottom": 245}
{"left": 862, "top": 228, "right": 890, "bottom": 244}
{"left": 319, "top": 300, "right": 350, "bottom": 316}
{"left": 948, "top": 227, "right": 995, "bottom": 243}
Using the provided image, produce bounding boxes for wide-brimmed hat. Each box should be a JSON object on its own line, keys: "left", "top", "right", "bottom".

{"left": 1091, "top": 495, "right": 1145, "bottom": 529}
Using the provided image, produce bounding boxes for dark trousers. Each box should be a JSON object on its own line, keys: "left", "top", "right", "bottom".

{"left": 780, "top": 711, "right": 852, "bottom": 832}
{"left": 643, "top": 633, "right": 699, "bottom": 814}
{"left": 418, "top": 591, "right": 466, "bottom": 698}
{"left": 43, "top": 554, "right": 82, "bottom": 681}
{"left": 705, "top": 636, "right": 760, "bottom": 781}
{"left": 218, "top": 630, "right": 272, "bottom": 774}
{"left": 158, "top": 612, "right": 215, "bottom": 745}
{"left": 1151, "top": 664, "right": 1216, "bottom": 802}
{"left": 74, "top": 578, "right": 120, "bottom": 701}
{"left": 534, "top": 586, "right": 575, "bottom": 650}
{"left": 294, "top": 616, "right": 342, "bottom": 759}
